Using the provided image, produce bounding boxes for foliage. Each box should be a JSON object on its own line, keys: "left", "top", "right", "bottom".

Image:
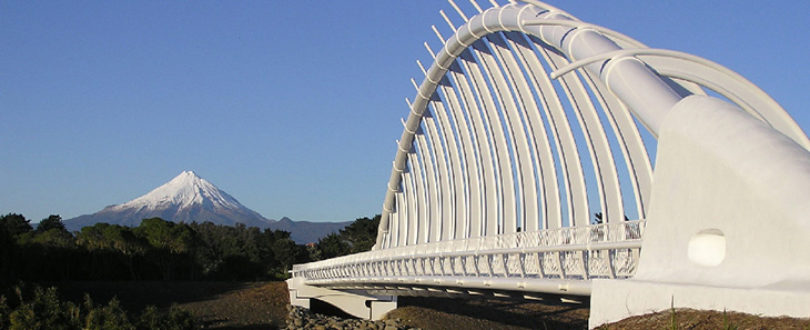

{"left": 84, "top": 297, "right": 129, "bottom": 329}
{"left": 316, "top": 233, "right": 351, "bottom": 260}
{"left": 339, "top": 215, "right": 380, "bottom": 253}
{"left": 1, "top": 213, "right": 381, "bottom": 283}
{"left": 0, "top": 213, "right": 32, "bottom": 238}
{"left": 0, "top": 296, "right": 9, "bottom": 330}
{"left": 2, "top": 215, "right": 306, "bottom": 282}
{"left": 0, "top": 213, "right": 385, "bottom": 328}
{"left": 313, "top": 215, "right": 380, "bottom": 260}
{"left": 36, "top": 215, "right": 65, "bottom": 233}
{"left": 1, "top": 285, "right": 195, "bottom": 330}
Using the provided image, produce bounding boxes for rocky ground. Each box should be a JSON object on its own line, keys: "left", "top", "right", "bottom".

{"left": 286, "top": 305, "right": 416, "bottom": 330}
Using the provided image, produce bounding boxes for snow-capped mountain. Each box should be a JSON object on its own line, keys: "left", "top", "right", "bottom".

{"left": 66, "top": 171, "right": 272, "bottom": 229}
{"left": 111, "top": 170, "right": 243, "bottom": 214}
{"left": 65, "top": 171, "right": 351, "bottom": 243}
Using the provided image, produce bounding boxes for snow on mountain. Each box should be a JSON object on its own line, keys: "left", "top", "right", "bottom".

{"left": 110, "top": 170, "right": 241, "bottom": 213}
{"left": 65, "top": 171, "right": 351, "bottom": 243}
{"left": 66, "top": 171, "right": 271, "bottom": 229}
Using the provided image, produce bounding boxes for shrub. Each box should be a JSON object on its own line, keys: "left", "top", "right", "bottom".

{"left": 0, "top": 285, "right": 196, "bottom": 330}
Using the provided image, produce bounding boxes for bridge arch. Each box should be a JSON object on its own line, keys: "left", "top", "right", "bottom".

{"left": 376, "top": 2, "right": 808, "bottom": 249}
{"left": 375, "top": 1, "right": 810, "bottom": 248}
{"left": 290, "top": 1, "right": 810, "bottom": 326}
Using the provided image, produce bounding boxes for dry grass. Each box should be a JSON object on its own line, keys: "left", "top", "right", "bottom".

{"left": 602, "top": 308, "right": 810, "bottom": 330}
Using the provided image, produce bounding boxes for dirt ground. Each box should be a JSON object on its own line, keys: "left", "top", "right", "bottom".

{"left": 44, "top": 281, "right": 810, "bottom": 330}
{"left": 602, "top": 308, "right": 810, "bottom": 330}
{"left": 49, "top": 281, "right": 290, "bottom": 329}
{"left": 388, "top": 295, "right": 589, "bottom": 330}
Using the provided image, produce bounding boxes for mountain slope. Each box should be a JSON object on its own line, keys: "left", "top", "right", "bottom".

{"left": 270, "top": 217, "right": 351, "bottom": 244}
{"left": 66, "top": 171, "right": 273, "bottom": 230}
{"left": 66, "top": 171, "right": 352, "bottom": 243}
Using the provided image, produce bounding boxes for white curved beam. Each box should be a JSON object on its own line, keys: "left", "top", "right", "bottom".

{"left": 421, "top": 104, "right": 452, "bottom": 242}
{"left": 375, "top": 1, "right": 804, "bottom": 248}
{"left": 486, "top": 32, "right": 542, "bottom": 232}
{"left": 412, "top": 120, "right": 440, "bottom": 244}
{"left": 446, "top": 58, "right": 497, "bottom": 238}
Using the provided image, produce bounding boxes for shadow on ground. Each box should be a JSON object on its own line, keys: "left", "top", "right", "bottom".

{"left": 389, "top": 295, "right": 589, "bottom": 330}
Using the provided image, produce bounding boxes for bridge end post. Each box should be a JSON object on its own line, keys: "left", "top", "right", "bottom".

{"left": 589, "top": 279, "right": 810, "bottom": 329}
{"left": 286, "top": 277, "right": 397, "bottom": 320}
{"left": 589, "top": 95, "right": 810, "bottom": 328}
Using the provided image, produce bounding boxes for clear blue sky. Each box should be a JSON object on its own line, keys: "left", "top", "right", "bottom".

{"left": 2, "top": 1, "right": 809, "bottom": 223}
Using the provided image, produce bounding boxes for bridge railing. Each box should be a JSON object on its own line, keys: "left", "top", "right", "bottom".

{"left": 292, "top": 221, "right": 644, "bottom": 295}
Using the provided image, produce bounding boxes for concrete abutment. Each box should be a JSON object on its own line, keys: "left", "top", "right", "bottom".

{"left": 286, "top": 277, "right": 397, "bottom": 320}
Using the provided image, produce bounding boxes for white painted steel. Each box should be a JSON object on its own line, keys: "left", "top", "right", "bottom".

{"left": 550, "top": 48, "right": 807, "bottom": 147}
{"left": 295, "top": 221, "right": 645, "bottom": 296}
{"left": 469, "top": 11, "right": 518, "bottom": 237}
{"left": 507, "top": 33, "right": 569, "bottom": 229}
{"left": 590, "top": 96, "right": 810, "bottom": 327}
{"left": 420, "top": 103, "right": 451, "bottom": 243}
{"left": 407, "top": 148, "right": 426, "bottom": 245}
{"left": 436, "top": 74, "right": 479, "bottom": 240}
{"left": 482, "top": 33, "right": 540, "bottom": 233}
{"left": 431, "top": 30, "right": 484, "bottom": 240}
{"left": 378, "top": 2, "right": 672, "bottom": 245}
{"left": 576, "top": 73, "right": 652, "bottom": 218}
{"left": 530, "top": 37, "right": 590, "bottom": 228}
{"left": 289, "top": 1, "right": 810, "bottom": 324}
{"left": 412, "top": 123, "right": 440, "bottom": 244}
{"left": 487, "top": 33, "right": 542, "bottom": 231}
{"left": 457, "top": 47, "right": 506, "bottom": 237}
{"left": 472, "top": 35, "right": 523, "bottom": 235}
{"left": 400, "top": 163, "right": 413, "bottom": 245}
{"left": 446, "top": 58, "right": 497, "bottom": 238}
{"left": 431, "top": 99, "right": 465, "bottom": 240}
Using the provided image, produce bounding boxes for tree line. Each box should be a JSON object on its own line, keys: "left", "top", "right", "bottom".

{"left": 0, "top": 213, "right": 380, "bottom": 286}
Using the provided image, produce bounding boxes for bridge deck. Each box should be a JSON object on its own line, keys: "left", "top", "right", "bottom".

{"left": 293, "top": 221, "right": 643, "bottom": 297}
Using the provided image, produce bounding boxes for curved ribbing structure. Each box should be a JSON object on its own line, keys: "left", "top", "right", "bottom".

{"left": 289, "top": 0, "right": 810, "bottom": 324}
{"left": 374, "top": 1, "right": 809, "bottom": 249}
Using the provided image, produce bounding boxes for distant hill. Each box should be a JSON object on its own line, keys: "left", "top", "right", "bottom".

{"left": 65, "top": 171, "right": 350, "bottom": 244}
{"left": 270, "top": 217, "right": 351, "bottom": 244}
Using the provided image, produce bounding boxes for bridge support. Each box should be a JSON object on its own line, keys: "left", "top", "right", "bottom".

{"left": 590, "top": 280, "right": 810, "bottom": 328}
{"left": 589, "top": 95, "right": 810, "bottom": 328}
{"left": 286, "top": 277, "right": 397, "bottom": 320}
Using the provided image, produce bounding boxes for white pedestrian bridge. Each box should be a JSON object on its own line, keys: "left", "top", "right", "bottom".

{"left": 289, "top": 1, "right": 810, "bottom": 327}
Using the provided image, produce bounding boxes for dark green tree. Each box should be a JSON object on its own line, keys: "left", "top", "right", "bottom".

{"left": 0, "top": 218, "right": 14, "bottom": 284}
{"left": 0, "top": 213, "right": 32, "bottom": 238}
{"left": 36, "top": 215, "right": 65, "bottom": 233}
{"left": 31, "top": 215, "right": 73, "bottom": 250}
{"left": 84, "top": 297, "right": 133, "bottom": 330}
{"left": 134, "top": 218, "right": 197, "bottom": 254}
{"left": 338, "top": 215, "right": 380, "bottom": 253}
{"left": 316, "top": 233, "right": 351, "bottom": 260}
{"left": 7, "top": 287, "right": 81, "bottom": 330}
{"left": 134, "top": 218, "right": 199, "bottom": 280}
{"left": 0, "top": 296, "right": 9, "bottom": 330}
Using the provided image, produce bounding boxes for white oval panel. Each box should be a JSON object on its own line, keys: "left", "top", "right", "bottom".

{"left": 687, "top": 229, "right": 726, "bottom": 267}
